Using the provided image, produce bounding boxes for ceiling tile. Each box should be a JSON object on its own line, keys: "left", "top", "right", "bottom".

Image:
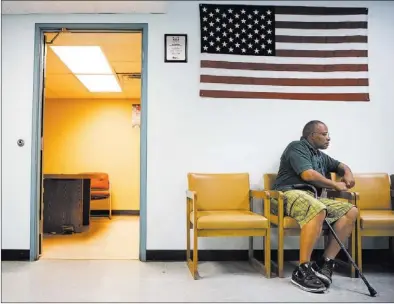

{"left": 44, "top": 32, "right": 142, "bottom": 100}
{"left": 112, "top": 61, "right": 141, "bottom": 74}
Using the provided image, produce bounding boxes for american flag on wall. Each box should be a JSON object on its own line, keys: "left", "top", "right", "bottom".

{"left": 199, "top": 4, "right": 369, "bottom": 102}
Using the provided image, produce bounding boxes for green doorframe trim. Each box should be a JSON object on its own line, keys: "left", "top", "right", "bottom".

{"left": 30, "top": 23, "right": 148, "bottom": 261}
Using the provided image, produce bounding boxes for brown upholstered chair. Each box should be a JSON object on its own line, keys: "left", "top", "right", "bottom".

{"left": 334, "top": 173, "right": 394, "bottom": 273}
{"left": 186, "top": 173, "right": 272, "bottom": 279}
{"left": 264, "top": 173, "right": 357, "bottom": 278}
{"left": 80, "top": 172, "right": 112, "bottom": 219}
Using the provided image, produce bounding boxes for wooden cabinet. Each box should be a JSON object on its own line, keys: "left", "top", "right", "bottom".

{"left": 43, "top": 175, "right": 91, "bottom": 234}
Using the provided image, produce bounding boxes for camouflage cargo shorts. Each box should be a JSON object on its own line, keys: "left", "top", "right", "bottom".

{"left": 270, "top": 190, "right": 355, "bottom": 228}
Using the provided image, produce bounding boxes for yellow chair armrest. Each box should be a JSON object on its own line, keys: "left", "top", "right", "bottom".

{"left": 326, "top": 190, "right": 357, "bottom": 204}
{"left": 250, "top": 190, "right": 270, "bottom": 199}
{"left": 266, "top": 190, "right": 285, "bottom": 219}
{"left": 266, "top": 190, "right": 284, "bottom": 201}
{"left": 186, "top": 190, "right": 197, "bottom": 200}
{"left": 250, "top": 190, "right": 271, "bottom": 219}
{"left": 186, "top": 190, "right": 198, "bottom": 224}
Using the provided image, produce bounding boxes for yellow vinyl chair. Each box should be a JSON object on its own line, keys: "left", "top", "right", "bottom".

{"left": 264, "top": 173, "right": 357, "bottom": 278}
{"left": 186, "top": 173, "right": 272, "bottom": 279}
{"left": 333, "top": 173, "right": 394, "bottom": 274}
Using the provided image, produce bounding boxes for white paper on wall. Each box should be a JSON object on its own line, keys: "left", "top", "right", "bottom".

{"left": 132, "top": 104, "right": 141, "bottom": 128}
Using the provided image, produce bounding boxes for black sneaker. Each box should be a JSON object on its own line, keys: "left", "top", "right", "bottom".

{"left": 291, "top": 262, "right": 327, "bottom": 293}
{"left": 312, "top": 257, "right": 335, "bottom": 288}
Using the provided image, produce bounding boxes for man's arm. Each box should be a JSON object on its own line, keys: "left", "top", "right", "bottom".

{"left": 323, "top": 150, "right": 355, "bottom": 188}
{"left": 300, "top": 169, "right": 345, "bottom": 190}
{"left": 323, "top": 153, "right": 352, "bottom": 178}
{"left": 337, "top": 162, "right": 352, "bottom": 177}
{"left": 336, "top": 162, "right": 355, "bottom": 188}
{"left": 320, "top": 153, "right": 355, "bottom": 189}
{"left": 288, "top": 148, "right": 346, "bottom": 191}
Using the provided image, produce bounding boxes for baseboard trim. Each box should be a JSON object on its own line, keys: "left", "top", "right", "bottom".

{"left": 146, "top": 249, "right": 392, "bottom": 264}
{"left": 90, "top": 210, "right": 140, "bottom": 216}
{"left": 1, "top": 248, "right": 390, "bottom": 264}
{"left": 147, "top": 250, "right": 249, "bottom": 261}
{"left": 1, "top": 249, "right": 30, "bottom": 261}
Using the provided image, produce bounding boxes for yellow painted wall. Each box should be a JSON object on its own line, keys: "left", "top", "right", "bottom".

{"left": 43, "top": 98, "right": 140, "bottom": 211}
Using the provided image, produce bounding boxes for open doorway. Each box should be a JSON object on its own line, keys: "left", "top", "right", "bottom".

{"left": 30, "top": 25, "right": 148, "bottom": 261}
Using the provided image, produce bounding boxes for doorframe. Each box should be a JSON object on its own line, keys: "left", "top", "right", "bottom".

{"left": 29, "top": 23, "right": 149, "bottom": 261}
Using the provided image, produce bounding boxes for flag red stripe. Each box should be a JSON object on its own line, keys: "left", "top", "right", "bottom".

{"left": 275, "top": 6, "right": 368, "bottom": 15}
{"left": 276, "top": 21, "right": 367, "bottom": 29}
{"left": 275, "top": 35, "right": 368, "bottom": 43}
{"left": 276, "top": 49, "right": 367, "bottom": 57}
{"left": 200, "top": 90, "right": 370, "bottom": 101}
{"left": 200, "top": 75, "right": 368, "bottom": 86}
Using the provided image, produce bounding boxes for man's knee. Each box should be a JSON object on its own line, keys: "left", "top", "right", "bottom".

{"left": 346, "top": 206, "right": 358, "bottom": 223}
{"left": 305, "top": 202, "right": 327, "bottom": 226}
{"left": 314, "top": 208, "right": 327, "bottom": 223}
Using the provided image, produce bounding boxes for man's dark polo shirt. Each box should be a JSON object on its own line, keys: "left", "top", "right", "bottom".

{"left": 272, "top": 137, "right": 341, "bottom": 193}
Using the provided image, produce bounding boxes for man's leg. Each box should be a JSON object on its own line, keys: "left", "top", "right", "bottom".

{"left": 313, "top": 199, "right": 358, "bottom": 287}
{"left": 299, "top": 209, "right": 326, "bottom": 264}
{"left": 324, "top": 206, "right": 358, "bottom": 259}
{"left": 283, "top": 190, "right": 328, "bottom": 293}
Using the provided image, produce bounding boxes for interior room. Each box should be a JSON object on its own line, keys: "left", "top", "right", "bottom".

{"left": 1, "top": 0, "right": 394, "bottom": 303}
{"left": 40, "top": 31, "right": 142, "bottom": 260}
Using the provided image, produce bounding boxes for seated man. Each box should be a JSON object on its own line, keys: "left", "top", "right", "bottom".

{"left": 272, "top": 120, "right": 358, "bottom": 293}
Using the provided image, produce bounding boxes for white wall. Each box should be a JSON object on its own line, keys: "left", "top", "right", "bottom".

{"left": 2, "top": 1, "right": 394, "bottom": 251}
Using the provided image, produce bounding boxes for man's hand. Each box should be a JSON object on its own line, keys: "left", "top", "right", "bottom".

{"left": 301, "top": 169, "right": 352, "bottom": 191}
{"left": 337, "top": 163, "right": 355, "bottom": 188}
{"left": 342, "top": 173, "right": 355, "bottom": 189}
{"left": 334, "top": 181, "right": 348, "bottom": 191}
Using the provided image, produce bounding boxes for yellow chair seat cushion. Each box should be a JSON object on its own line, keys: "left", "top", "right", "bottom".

{"left": 360, "top": 210, "right": 394, "bottom": 229}
{"left": 191, "top": 210, "right": 268, "bottom": 230}
{"left": 270, "top": 214, "right": 300, "bottom": 229}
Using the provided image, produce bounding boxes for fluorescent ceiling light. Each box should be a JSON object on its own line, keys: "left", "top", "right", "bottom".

{"left": 76, "top": 75, "right": 121, "bottom": 92}
{"left": 50, "top": 46, "right": 122, "bottom": 93}
{"left": 50, "top": 46, "right": 113, "bottom": 74}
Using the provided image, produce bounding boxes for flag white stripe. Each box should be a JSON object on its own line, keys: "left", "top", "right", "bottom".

{"left": 276, "top": 42, "right": 367, "bottom": 50}
{"left": 200, "top": 68, "right": 368, "bottom": 79}
{"left": 276, "top": 28, "right": 367, "bottom": 37}
{"left": 201, "top": 53, "right": 368, "bottom": 65}
{"left": 200, "top": 83, "right": 368, "bottom": 94}
{"left": 275, "top": 14, "right": 368, "bottom": 22}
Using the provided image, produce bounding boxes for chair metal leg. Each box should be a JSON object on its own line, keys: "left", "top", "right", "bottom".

{"left": 187, "top": 226, "right": 200, "bottom": 280}
{"left": 186, "top": 222, "right": 191, "bottom": 265}
{"left": 278, "top": 226, "right": 284, "bottom": 278}
{"left": 108, "top": 196, "right": 112, "bottom": 220}
{"left": 357, "top": 220, "right": 363, "bottom": 277}
{"left": 350, "top": 226, "right": 356, "bottom": 278}
{"left": 248, "top": 235, "right": 271, "bottom": 278}
{"left": 265, "top": 231, "right": 271, "bottom": 278}
{"left": 248, "top": 236, "right": 254, "bottom": 259}
{"left": 323, "top": 235, "right": 329, "bottom": 248}
{"left": 186, "top": 202, "right": 192, "bottom": 278}
{"left": 192, "top": 229, "right": 199, "bottom": 279}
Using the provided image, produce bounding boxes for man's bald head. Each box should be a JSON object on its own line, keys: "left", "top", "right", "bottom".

{"left": 302, "top": 120, "right": 330, "bottom": 150}
{"left": 302, "top": 120, "right": 326, "bottom": 139}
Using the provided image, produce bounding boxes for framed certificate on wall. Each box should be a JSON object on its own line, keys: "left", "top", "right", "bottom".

{"left": 164, "top": 34, "right": 188, "bottom": 63}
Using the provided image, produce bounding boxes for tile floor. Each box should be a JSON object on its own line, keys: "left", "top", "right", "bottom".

{"left": 2, "top": 260, "right": 393, "bottom": 302}
{"left": 42, "top": 216, "right": 139, "bottom": 259}
{"left": 2, "top": 215, "right": 393, "bottom": 302}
